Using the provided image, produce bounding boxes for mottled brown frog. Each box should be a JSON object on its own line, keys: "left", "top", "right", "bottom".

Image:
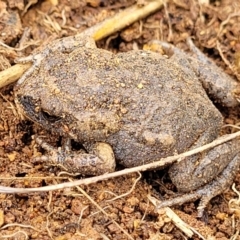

{"left": 14, "top": 35, "right": 240, "bottom": 216}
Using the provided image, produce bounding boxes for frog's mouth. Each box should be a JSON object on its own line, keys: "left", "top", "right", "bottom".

{"left": 16, "top": 95, "right": 61, "bottom": 126}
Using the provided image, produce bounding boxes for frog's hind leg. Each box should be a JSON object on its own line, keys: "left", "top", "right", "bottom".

{"left": 147, "top": 39, "right": 240, "bottom": 108}
{"left": 186, "top": 37, "right": 240, "bottom": 108}
{"left": 33, "top": 136, "right": 115, "bottom": 175}
{"left": 157, "top": 152, "right": 240, "bottom": 218}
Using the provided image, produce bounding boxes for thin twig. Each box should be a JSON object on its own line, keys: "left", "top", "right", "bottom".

{"left": 163, "top": 1, "right": 173, "bottom": 42}
{"left": 77, "top": 206, "right": 89, "bottom": 227}
{"left": 140, "top": 198, "right": 150, "bottom": 222}
{"left": 47, "top": 191, "right": 53, "bottom": 212}
{"left": 149, "top": 195, "right": 208, "bottom": 239}
{"left": 217, "top": 12, "right": 240, "bottom": 39}
{"left": 0, "top": 230, "right": 28, "bottom": 239}
{"left": 148, "top": 195, "right": 194, "bottom": 238}
{"left": 107, "top": 172, "right": 142, "bottom": 202}
{"left": 228, "top": 183, "right": 240, "bottom": 216}
{"left": 0, "top": 223, "right": 39, "bottom": 231}
{"left": 46, "top": 211, "right": 54, "bottom": 240}
{"left": 216, "top": 40, "right": 235, "bottom": 72}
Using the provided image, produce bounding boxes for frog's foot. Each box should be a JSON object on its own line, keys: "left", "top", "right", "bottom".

{"left": 157, "top": 153, "right": 240, "bottom": 218}
{"left": 15, "top": 53, "right": 45, "bottom": 86}
{"left": 33, "top": 136, "right": 116, "bottom": 175}
{"left": 15, "top": 34, "right": 96, "bottom": 87}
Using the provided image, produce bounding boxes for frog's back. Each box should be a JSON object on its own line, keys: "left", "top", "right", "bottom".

{"left": 60, "top": 48, "right": 222, "bottom": 167}
{"left": 108, "top": 50, "right": 222, "bottom": 166}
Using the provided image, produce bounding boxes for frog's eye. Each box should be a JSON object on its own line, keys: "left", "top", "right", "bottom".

{"left": 41, "top": 110, "right": 61, "bottom": 123}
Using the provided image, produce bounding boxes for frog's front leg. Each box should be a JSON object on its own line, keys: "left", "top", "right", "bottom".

{"left": 33, "top": 136, "right": 116, "bottom": 175}
{"left": 15, "top": 34, "right": 96, "bottom": 87}
{"left": 149, "top": 39, "right": 240, "bottom": 107}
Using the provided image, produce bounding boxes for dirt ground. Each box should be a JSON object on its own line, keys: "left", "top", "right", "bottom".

{"left": 0, "top": 0, "right": 240, "bottom": 239}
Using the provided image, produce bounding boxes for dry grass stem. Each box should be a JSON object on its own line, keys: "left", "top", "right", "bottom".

{"left": 46, "top": 211, "right": 54, "bottom": 240}
{"left": 107, "top": 172, "right": 141, "bottom": 202}
{"left": 216, "top": 40, "right": 235, "bottom": 73}
{"left": 47, "top": 191, "right": 53, "bottom": 212}
{"left": 0, "top": 40, "right": 40, "bottom": 51}
{"left": 230, "top": 228, "right": 240, "bottom": 240}
{"left": 163, "top": 1, "right": 173, "bottom": 42}
{"left": 0, "top": 230, "right": 28, "bottom": 239}
{"left": 77, "top": 206, "right": 89, "bottom": 226}
{"left": 140, "top": 198, "right": 150, "bottom": 222}
{"left": 0, "top": 62, "right": 32, "bottom": 88}
{"left": 228, "top": 183, "right": 240, "bottom": 218}
{"left": 217, "top": 12, "right": 240, "bottom": 39}
{"left": 0, "top": 176, "right": 71, "bottom": 181}
{"left": 149, "top": 195, "right": 208, "bottom": 239}
{"left": 0, "top": 223, "right": 39, "bottom": 231}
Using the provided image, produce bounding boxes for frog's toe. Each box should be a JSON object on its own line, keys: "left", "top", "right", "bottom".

{"left": 15, "top": 53, "right": 44, "bottom": 87}
{"left": 15, "top": 55, "right": 35, "bottom": 64}
{"left": 157, "top": 153, "right": 240, "bottom": 218}
{"left": 91, "top": 142, "right": 116, "bottom": 173}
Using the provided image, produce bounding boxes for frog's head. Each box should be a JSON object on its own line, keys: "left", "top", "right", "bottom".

{"left": 15, "top": 94, "right": 62, "bottom": 130}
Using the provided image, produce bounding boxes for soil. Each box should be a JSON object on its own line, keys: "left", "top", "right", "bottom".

{"left": 0, "top": 0, "right": 240, "bottom": 239}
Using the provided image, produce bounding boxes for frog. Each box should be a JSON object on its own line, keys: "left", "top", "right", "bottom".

{"left": 14, "top": 34, "right": 240, "bottom": 217}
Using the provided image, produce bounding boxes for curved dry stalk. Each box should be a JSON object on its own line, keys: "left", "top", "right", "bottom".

{"left": 106, "top": 172, "right": 142, "bottom": 202}
{"left": 149, "top": 195, "right": 212, "bottom": 239}
{"left": 0, "top": 223, "right": 39, "bottom": 231}
{"left": 0, "top": 63, "right": 32, "bottom": 88}
{"left": 0, "top": 230, "right": 28, "bottom": 239}
{"left": 0, "top": 130, "right": 239, "bottom": 194}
